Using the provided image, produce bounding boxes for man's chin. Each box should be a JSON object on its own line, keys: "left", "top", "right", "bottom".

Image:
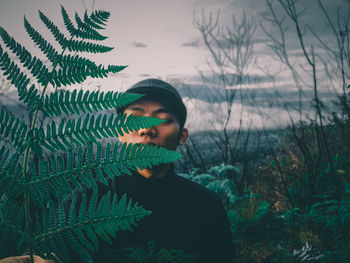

{"left": 136, "top": 164, "right": 171, "bottom": 179}
{"left": 137, "top": 167, "right": 154, "bottom": 179}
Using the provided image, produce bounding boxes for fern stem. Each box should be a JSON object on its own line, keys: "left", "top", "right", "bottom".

{"left": 23, "top": 192, "right": 34, "bottom": 263}
{"left": 21, "top": 20, "right": 82, "bottom": 261}
{"left": 22, "top": 45, "right": 68, "bottom": 263}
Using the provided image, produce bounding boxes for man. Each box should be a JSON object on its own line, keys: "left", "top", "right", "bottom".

{"left": 91, "top": 78, "right": 233, "bottom": 262}
{"left": 1, "top": 79, "right": 233, "bottom": 263}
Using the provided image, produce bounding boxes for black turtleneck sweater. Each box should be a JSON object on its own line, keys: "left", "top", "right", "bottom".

{"left": 90, "top": 170, "right": 233, "bottom": 263}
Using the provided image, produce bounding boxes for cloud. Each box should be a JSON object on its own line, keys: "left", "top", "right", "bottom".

{"left": 131, "top": 42, "right": 147, "bottom": 48}
{"left": 169, "top": 73, "right": 339, "bottom": 119}
{"left": 184, "top": 72, "right": 275, "bottom": 87}
{"left": 185, "top": 34, "right": 268, "bottom": 51}
{"left": 169, "top": 73, "right": 274, "bottom": 103}
{"left": 138, "top": 73, "right": 151, "bottom": 78}
{"left": 183, "top": 96, "right": 317, "bottom": 131}
{"left": 192, "top": 0, "right": 233, "bottom": 5}
{"left": 182, "top": 38, "right": 202, "bottom": 48}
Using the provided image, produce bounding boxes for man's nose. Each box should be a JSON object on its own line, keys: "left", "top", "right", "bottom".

{"left": 137, "top": 126, "right": 157, "bottom": 137}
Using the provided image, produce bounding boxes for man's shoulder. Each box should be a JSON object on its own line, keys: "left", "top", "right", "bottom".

{"left": 173, "top": 174, "right": 223, "bottom": 205}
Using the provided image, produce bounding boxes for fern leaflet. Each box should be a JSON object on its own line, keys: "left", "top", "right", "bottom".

{"left": 0, "top": 44, "right": 41, "bottom": 110}
{"left": 0, "top": 150, "right": 23, "bottom": 201}
{"left": 62, "top": 6, "right": 108, "bottom": 41}
{"left": 39, "top": 10, "right": 113, "bottom": 53}
{"left": 67, "top": 38, "right": 113, "bottom": 53}
{"left": 49, "top": 64, "right": 127, "bottom": 87}
{"left": 24, "top": 16, "right": 59, "bottom": 66}
{"left": 57, "top": 54, "right": 97, "bottom": 70}
{"left": 73, "top": 10, "right": 108, "bottom": 40}
{"left": 88, "top": 10, "right": 110, "bottom": 28}
{"left": 0, "top": 26, "right": 50, "bottom": 85}
{"left": 39, "top": 10, "right": 68, "bottom": 49}
{"left": 83, "top": 10, "right": 109, "bottom": 30}
{"left": 32, "top": 192, "right": 151, "bottom": 262}
{"left": 41, "top": 89, "right": 142, "bottom": 117}
{"left": 33, "top": 114, "right": 165, "bottom": 153}
{"left": 26, "top": 142, "right": 181, "bottom": 204}
{"left": 0, "top": 108, "right": 28, "bottom": 153}
{"left": 0, "top": 196, "right": 25, "bottom": 258}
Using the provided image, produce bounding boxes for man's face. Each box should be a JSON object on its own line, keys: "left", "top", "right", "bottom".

{"left": 118, "top": 98, "right": 188, "bottom": 151}
{"left": 118, "top": 98, "right": 188, "bottom": 179}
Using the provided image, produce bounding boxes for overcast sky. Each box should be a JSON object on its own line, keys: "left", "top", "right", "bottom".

{"left": 0, "top": 0, "right": 227, "bottom": 89}
{"left": 0, "top": 0, "right": 349, "bottom": 130}
{"left": 1, "top": 0, "right": 346, "bottom": 87}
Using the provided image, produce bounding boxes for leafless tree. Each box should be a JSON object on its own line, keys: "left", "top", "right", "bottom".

{"left": 192, "top": 9, "right": 257, "bottom": 166}
{"left": 261, "top": 0, "right": 350, "bottom": 199}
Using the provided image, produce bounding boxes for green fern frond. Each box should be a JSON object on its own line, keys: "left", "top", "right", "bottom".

{"left": 88, "top": 10, "right": 110, "bottom": 28}
{"left": 51, "top": 55, "right": 125, "bottom": 85}
{"left": 0, "top": 196, "right": 25, "bottom": 236}
{"left": 207, "top": 179, "right": 238, "bottom": 199}
{"left": 24, "top": 16, "right": 59, "bottom": 66}
{"left": 83, "top": 10, "right": 110, "bottom": 30}
{"left": 66, "top": 38, "right": 113, "bottom": 53}
{"left": 88, "top": 64, "right": 127, "bottom": 78}
{"left": 81, "top": 13, "right": 103, "bottom": 29}
{"left": 34, "top": 113, "right": 165, "bottom": 153}
{"left": 61, "top": 6, "right": 77, "bottom": 38}
{"left": 50, "top": 66, "right": 89, "bottom": 87}
{"left": 0, "top": 26, "right": 50, "bottom": 85}
{"left": 0, "top": 196, "right": 25, "bottom": 258}
{"left": 26, "top": 144, "right": 96, "bottom": 205}
{"left": 61, "top": 6, "right": 108, "bottom": 42}
{"left": 0, "top": 50, "right": 27, "bottom": 93}
{"left": 49, "top": 63, "right": 126, "bottom": 87}
{"left": 40, "top": 10, "right": 113, "bottom": 53}
{"left": 118, "top": 143, "right": 183, "bottom": 171}
{"left": 27, "top": 155, "right": 74, "bottom": 207}
{"left": 73, "top": 11, "right": 108, "bottom": 41}
{"left": 41, "top": 89, "right": 142, "bottom": 117}
{"left": 57, "top": 54, "right": 97, "bottom": 71}
{"left": 0, "top": 5, "right": 181, "bottom": 260}
{"left": 0, "top": 150, "right": 23, "bottom": 201}
{"left": 39, "top": 10, "right": 68, "bottom": 49}
{"left": 208, "top": 163, "right": 240, "bottom": 177}
{"left": 24, "top": 84, "right": 43, "bottom": 114}
{"left": 0, "top": 44, "right": 41, "bottom": 109}
{"left": 26, "top": 142, "right": 181, "bottom": 203}
{"left": 33, "top": 192, "right": 150, "bottom": 262}
{"left": 0, "top": 108, "right": 28, "bottom": 153}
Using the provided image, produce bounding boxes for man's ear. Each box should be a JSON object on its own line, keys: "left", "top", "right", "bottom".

{"left": 178, "top": 128, "right": 189, "bottom": 145}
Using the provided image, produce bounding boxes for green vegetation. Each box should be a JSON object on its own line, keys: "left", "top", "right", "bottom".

{"left": 0, "top": 6, "right": 180, "bottom": 263}
{"left": 181, "top": 1, "right": 350, "bottom": 261}
{"left": 181, "top": 92, "right": 350, "bottom": 262}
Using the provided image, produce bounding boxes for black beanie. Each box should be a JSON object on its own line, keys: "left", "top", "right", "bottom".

{"left": 120, "top": 78, "right": 187, "bottom": 128}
